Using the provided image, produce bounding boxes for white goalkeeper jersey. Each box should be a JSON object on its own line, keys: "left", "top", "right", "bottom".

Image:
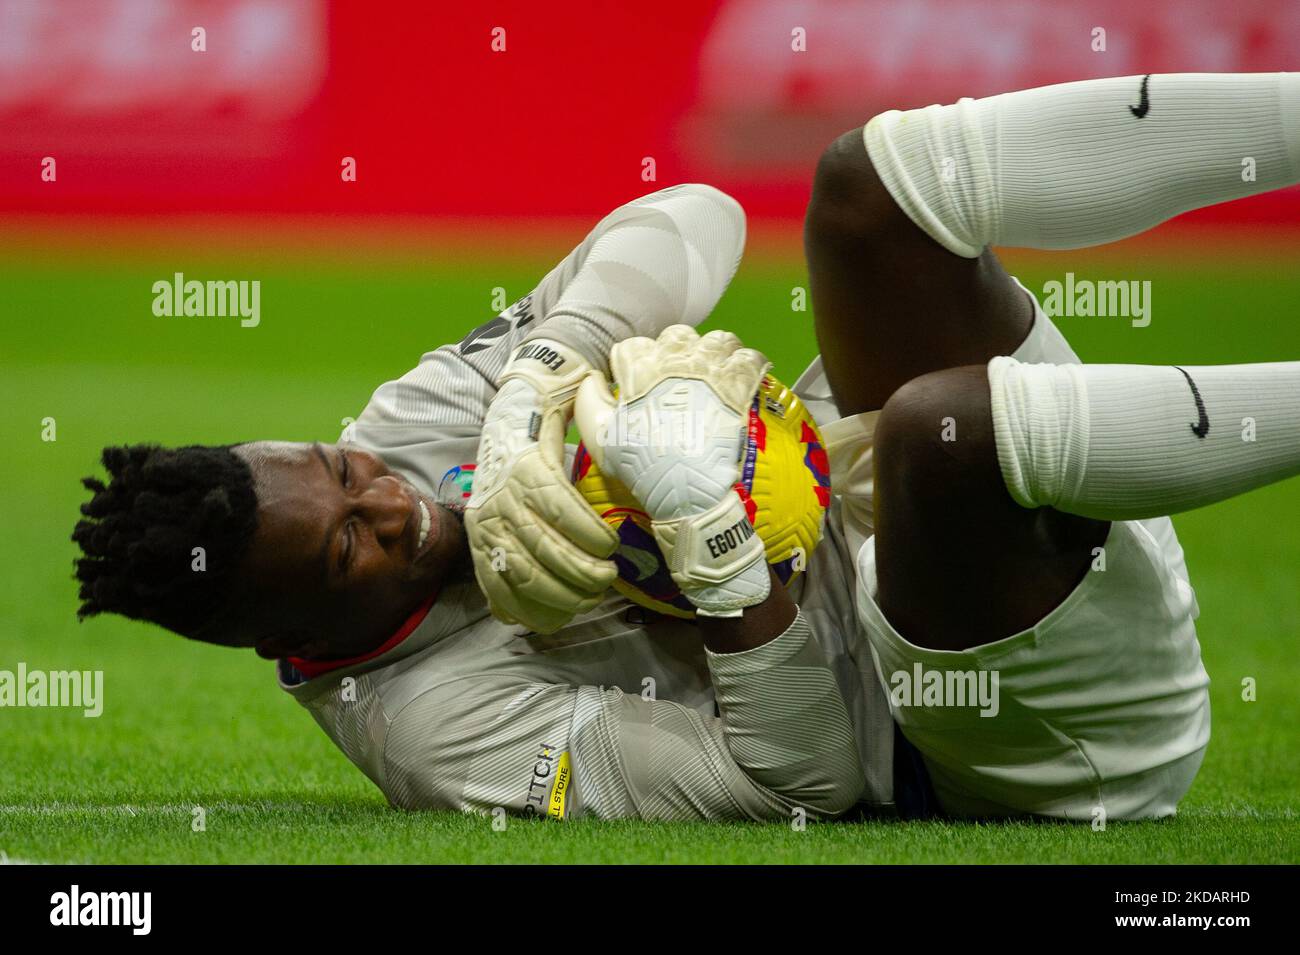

{"left": 276, "top": 185, "right": 896, "bottom": 820}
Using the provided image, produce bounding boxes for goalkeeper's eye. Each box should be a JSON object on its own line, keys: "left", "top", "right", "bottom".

{"left": 339, "top": 519, "right": 357, "bottom": 572}
{"left": 339, "top": 449, "right": 353, "bottom": 488}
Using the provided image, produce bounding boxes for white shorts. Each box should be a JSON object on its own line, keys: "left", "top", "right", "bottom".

{"left": 811, "top": 285, "right": 1211, "bottom": 821}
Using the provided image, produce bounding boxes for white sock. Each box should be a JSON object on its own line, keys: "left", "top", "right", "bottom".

{"left": 989, "top": 357, "right": 1300, "bottom": 520}
{"left": 865, "top": 73, "right": 1300, "bottom": 256}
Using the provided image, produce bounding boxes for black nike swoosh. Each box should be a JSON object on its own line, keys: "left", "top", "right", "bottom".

{"left": 1173, "top": 366, "right": 1210, "bottom": 439}
{"left": 458, "top": 315, "right": 510, "bottom": 355}
{"left": 1129, "top": 74, "right": 1151, "bottom": 118}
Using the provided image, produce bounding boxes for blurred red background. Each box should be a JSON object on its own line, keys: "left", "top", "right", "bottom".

{"left": 3, "top": 0, "right": 1299, "bottom": 226}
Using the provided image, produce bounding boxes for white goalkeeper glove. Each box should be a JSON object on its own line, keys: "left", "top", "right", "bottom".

{"left": 574, "top": 325, "right": 771, "bottom": 617}
{"left": 465, "top": 338, "right": 618, "bottom": 633}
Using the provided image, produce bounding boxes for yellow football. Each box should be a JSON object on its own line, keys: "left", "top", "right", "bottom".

{"left": 571, "top": 374, "right": 831, "bottom": 618}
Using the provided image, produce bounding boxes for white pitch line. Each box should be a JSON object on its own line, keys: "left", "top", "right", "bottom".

{"left": 1, "top": 803, "right": 1293, "bottom": 821}
{"left": 0, "top": 850, "right": 46, "bottom": 865}
{"left": 0, "top": 801, "right": 329, "bottom": 816}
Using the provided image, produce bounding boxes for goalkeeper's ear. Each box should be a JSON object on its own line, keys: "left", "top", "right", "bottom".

{"left": 573, "top": 371, "right": 619, "bottom": 470}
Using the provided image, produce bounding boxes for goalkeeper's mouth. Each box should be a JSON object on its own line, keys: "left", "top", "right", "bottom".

{"left": 399, "top": 476, "right": 466, "bottom": 581}
{"left": 409, "top": 488, "right": 443, "bottom": 566}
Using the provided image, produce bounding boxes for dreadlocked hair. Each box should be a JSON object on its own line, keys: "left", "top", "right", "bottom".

{"left": 72, "top": 444, "right": 259, "bottom": 642}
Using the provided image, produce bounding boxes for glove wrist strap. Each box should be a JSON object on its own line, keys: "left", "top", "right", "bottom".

{"left": 499, "top": 337, "right": 591, "bottom": 403}
{"left": 653, "top": 492, "right": 764, "bottom": 585}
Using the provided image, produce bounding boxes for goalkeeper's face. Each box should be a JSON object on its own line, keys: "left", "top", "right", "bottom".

{"left": 228, "top": 441, "right": 466, "bottom": 660}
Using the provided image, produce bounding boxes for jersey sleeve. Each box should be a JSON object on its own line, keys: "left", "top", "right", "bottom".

{"left": 346, "top": 185, "right": 746, "bottom": 490}
{"left": 380, "top": 611, "right": 865, "bottom": 821}
{"left": 522, "top": 182, "right": 747, "bottom": 375}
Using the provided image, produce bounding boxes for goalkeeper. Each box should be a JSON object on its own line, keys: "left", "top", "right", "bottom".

{"left": 74, "top": 184, "right": 894, "bottom": 821}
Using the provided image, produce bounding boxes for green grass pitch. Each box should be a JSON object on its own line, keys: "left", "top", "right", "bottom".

{"left": 1, "top": 234, "right": 1298, "bottom": 863}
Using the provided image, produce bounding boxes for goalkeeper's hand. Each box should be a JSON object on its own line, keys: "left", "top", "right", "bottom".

{"left": 465, "top": 338, "right": 618, "bottom": 634}
{"left": 574, "top": 325, "right": 771, "bottom": 617}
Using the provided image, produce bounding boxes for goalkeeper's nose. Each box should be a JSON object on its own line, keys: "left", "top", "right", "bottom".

{"left": 355, "top": 474, "right": 415, "bottom": 547}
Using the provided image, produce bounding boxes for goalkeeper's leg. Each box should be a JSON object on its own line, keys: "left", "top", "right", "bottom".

{"left": 804, "top": 71, "right": 1300, "bottom": 645}
{"left": 872, "top": 360, "right": 1300, "bottom": 650}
